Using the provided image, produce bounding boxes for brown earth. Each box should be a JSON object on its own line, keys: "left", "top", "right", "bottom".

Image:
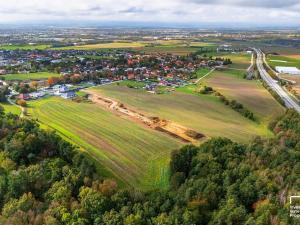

{"left": 84, "top": 90, "right": 205, "bottom": 144}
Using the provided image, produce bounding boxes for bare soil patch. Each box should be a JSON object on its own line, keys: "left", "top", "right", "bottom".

{"left": 84, "top": 90, "right": 205, "bottom": 144}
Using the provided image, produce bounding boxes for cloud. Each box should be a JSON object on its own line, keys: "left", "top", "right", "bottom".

{"left": 0, "top": 0, "right": 299, "bottom": 26}
{"left": 191, "top": 0, "right": 300, "bottom": 8}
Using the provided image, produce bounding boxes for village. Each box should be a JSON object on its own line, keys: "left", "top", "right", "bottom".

{"left": 0, "top": 48, "right": 233, "bottom": 103}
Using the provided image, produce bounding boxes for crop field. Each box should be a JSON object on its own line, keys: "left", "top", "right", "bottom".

{"left": 263, "top": 46, "right": 300, "bottom": 55}
{"left": 222, "top": 53, "right": 252, "bottom": 69}
{"left": 3, "top": 72, "right": 61, "bottom": 81}
{"left": 203, "top": 69, "right": 285, "bottom": 123}
{"left": 56, "top": 42, "right": 146, "bottom": 50}
{"left": 0, "top": 102, "right": 21, "bottom": 115}
{"left": 92, "top": 84, "right": 275, "bottom": 143}
{"left": 52, "top": 40, "right": 216, "bottom": 55}
{"left": 0, "top": 44, "right": 51, "bottom": 50}
{"left": 27, "top": 97, "right": 182, "bottom": 190}
{"left": 266, "top": 55, "right": 300, "bottom": 69}
{"left": 139, "top": 46, "right": 201, "bottom": 55}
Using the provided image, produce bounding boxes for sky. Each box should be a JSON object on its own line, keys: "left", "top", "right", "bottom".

{"left": 0, "top": 0, "right": 300, "bottom": 27}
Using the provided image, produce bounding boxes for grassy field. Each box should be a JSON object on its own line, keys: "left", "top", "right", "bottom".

{"left": 55, "top": 42, "right": 146, "bottom": 50}
{"left": 0, "top": 102, "right": 21, "bottom": 115}
{"left": 193, "top": 53, "right": 285, "bottom": 123}
{"left": 0, "top": 44, "right": 51, "bottom": 50}
{"left": 27, "top": 97, "right": 182, "bottom": 190}
{"left": 3, "top": 72, "right": 61, "bottom": 81}
{"left": 91, "top": 83, "right": 275, "bottom": 143}
{"left": 139, "top": 46, "right": 201, "bottom": 55}
{"left": 223, "top": 53, "right": 252, "bottom": 69}
{"left": 266, "top": 55, "right": 300, "bottom": 69}
{"left": 203, "top": 69, "right": 285, "bottom": 123}
{"left": 51, "top": 40, "right": 216, "bottom": 55}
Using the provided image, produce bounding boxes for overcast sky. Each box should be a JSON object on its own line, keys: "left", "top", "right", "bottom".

{"left": 0, "top": 0, "right": 300, "bottom": 26}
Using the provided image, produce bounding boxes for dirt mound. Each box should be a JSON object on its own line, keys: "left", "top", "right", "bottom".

{"left": 84, "top": 90, "right": 205, "bottom": 143}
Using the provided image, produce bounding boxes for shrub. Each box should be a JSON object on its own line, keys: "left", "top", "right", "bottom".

{"left": 16, "top": 99, "right": 27, "bottom": 107}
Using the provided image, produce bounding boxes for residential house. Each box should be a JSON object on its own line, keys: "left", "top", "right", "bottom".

{"left": 61, "top": 91, "right": 76, "bottom": 99}
{"left": 19, "top": 93, "right": 30, "bottom": 100}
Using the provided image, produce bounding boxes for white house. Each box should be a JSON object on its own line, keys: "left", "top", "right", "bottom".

{"left": 61, "top": 91, "right": 76, "bottom": 99}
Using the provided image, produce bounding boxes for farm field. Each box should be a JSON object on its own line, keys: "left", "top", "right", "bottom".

{"left": 222, "top": 53, "right": 252, "bottom": 69}
{"left": 55, "top": 42, "right": 146, "bottom": 50}
{"left": 91, "top": 83, "right": 275, "bottom": 143}
{"left": 52, "top": 40, "right": 216, "bottom": 55}
{"left": 27, "top": 97, "right": 182, "bottom": 190}
{"left": 266, "top": 54, "right": 300, "bottom": 69}
{"left": 203, "top": 69, "right": 285, "bottom": 123}
{"left": 139, "top": 46, "right": 201, "bottom": 55}
{"left": 3, "top": 72, "right": 61, "bottom": 81}
{"left": 0, "top": 44, "right": 51, "bottom": 50}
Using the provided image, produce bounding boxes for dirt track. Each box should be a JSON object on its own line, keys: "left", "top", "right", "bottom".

{"left": 84, "top": 90, "right": 205, "bottom": 144}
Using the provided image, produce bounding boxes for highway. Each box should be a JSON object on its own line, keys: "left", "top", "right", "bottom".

{"left": 254, "top": 48, "right": 300, "bottom": 113}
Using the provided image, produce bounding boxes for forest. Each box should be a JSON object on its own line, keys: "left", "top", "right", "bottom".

{"left": 0, "top": 107, "right": 299, "bottom": 224}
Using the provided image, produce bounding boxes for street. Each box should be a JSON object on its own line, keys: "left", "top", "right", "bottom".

{"left": 254, "top": 48, "right": 300, "bottom": 113}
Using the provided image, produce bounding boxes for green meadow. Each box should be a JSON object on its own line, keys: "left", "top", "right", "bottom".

{"left": 27, "top": 97, "right": 182, "bottom": 190}
{"left": 3, "top": 72, "right": 60, "bottom": 81}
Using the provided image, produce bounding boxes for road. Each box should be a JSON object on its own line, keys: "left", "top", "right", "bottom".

{"left": 195, "top": 68, "right": 215, "bottom": 83}
{"left": 254, "top": 48, "right": 300, "bottom": 113}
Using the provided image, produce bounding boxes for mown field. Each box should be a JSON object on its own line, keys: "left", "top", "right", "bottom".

{"left": 27, "top": 97, "right": 182, "bottom": 190}
{"left": 3, "top": 72, "right": 61, "bottom": 81}
{"left": 92, "top": 83, "right": 275, "bottom": 143}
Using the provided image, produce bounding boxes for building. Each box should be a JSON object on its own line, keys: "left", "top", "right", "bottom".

{"left": 275, "top": 66, "right": 300, "bottom": 75}
{"left": 61, "top": 91, "right": 76, "bottom": 99}
{"left": 19, "top": 93, "right": 30, "bottom": 100}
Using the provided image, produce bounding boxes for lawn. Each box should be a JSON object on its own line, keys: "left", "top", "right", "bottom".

{"left": 0, "top": 102, "right": 21, "bottom": 115}
{"left": 266, "top": 55, "right": 300, "bottom": 69}
{"left": 0, "top": 44, "right": 51, "bottom": 50}
{"left": 3, "top": 72, "right": 61, "bottom": 81}
{"left": 27, "top": 97, "right": 182, "bottom": 190}
{"left": 91, "top": 83, "right": 275, "bottom": 143}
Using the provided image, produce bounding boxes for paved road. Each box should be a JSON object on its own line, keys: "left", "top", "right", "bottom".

{"left": 254, "top": 48, "right": 300, "bottom": 113}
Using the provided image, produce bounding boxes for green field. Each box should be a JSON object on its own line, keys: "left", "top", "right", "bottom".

{"left": 0, "top": 102, "right": 21, "bottom": 115}
{"left": 267, "top": 55, "right": 300, "bottom": 69}
{"left": 54, "top": 42, "right": 146, "bottom": 50}
{"left": 0, "top": 44, "right": 51, "bottom": 50}
{"left": 27, "top": 97, "right": 182, "bottom": 190}
{"left": 91, "top": 83, "right": 275, "bottom": 143}
{"left": 3, "top": 72, "right": 61, "bottom": 81}
{"left": 203, "top": 69, "right": 285, "bottom": 123}
{"left": 139, "top": 46, "right": 201, "bottom": 55}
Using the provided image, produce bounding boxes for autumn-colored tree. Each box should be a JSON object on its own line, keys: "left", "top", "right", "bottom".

{"left": 16, "top": 99, "right": 27, "bottom": 107}
{"left": 30, "top": 81, "right": 38, "bottom": 89}
{"left": 48, "top": 77, "right": 59, "bottom": 86}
